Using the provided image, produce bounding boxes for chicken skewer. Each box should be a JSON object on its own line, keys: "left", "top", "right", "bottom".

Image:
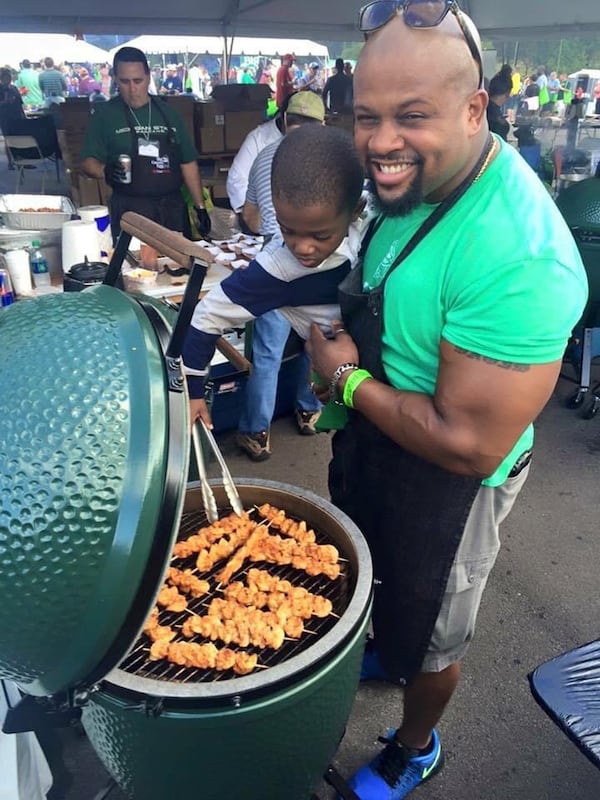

{"left": 167, "top": 567, "right": 210, "bottom": 598}
{"left": 224, "top": 570, "right": 334, "bottom": 619}
{"left": 156, "top": 584, "right": 188, "bottom": 613}
{"left": 149, "top": 639, "right": 258, "bottom": 675}
{"left": 182, "top": 613, "right": 286, "bottom": 650}
{"left": 217, "top": 529, "right": 340, "bottom": 585}
{"left": 172, "top": 512, "right": 256, "bottom": 559}
{"left": 143, "top": 606, "right": 176, "bottom": 643}
{"left": 207, "top": 597, "right": 305, "bottom": 638}
{"left": 255, "top": 504, "right": 317, "bottom": 544}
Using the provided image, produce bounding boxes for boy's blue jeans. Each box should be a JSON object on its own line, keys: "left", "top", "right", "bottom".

{"left": 238, "top": 310, "right": 321, "bottom": 434}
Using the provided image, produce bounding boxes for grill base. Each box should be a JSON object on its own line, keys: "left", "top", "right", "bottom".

{"left": 83, "top": 612, "right": 370, "bottom": 800}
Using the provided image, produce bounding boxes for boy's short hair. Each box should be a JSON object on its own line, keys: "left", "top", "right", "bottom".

{"left": 272, "top": 125, "right": 364, "bottom": 216}
{"left": 113, "top": 47, "right": 150, "bottom": 76}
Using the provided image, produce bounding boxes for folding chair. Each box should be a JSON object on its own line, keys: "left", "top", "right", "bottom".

{"left": 4, "top": 134, "right": 57, "bottom": 194}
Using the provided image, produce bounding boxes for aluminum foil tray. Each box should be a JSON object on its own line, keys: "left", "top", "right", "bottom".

{"left": 0, "top": 194, "right": 75, "bottom": 230}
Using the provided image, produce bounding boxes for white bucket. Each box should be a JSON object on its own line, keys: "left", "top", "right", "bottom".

{"left": 77, "top": 205, "right": 112, "bottom": 257}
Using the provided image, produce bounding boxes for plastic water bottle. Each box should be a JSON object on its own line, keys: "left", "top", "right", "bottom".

{"left": 30, "top": 241, "right": 51, "bottom": 289}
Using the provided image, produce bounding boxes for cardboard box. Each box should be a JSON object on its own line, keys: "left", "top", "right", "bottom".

{"left": 195, "top": 100, "right": 225, "bottom": 128}
{"left": 160, "top": 95, "right": 196, "bottom": 143}
{"left": 211, "top": 183, "right": 229, "bottom": 201}
{"left": 212, "top": 84, "right": 271, "bottom": 111}
{"left": 224, "top": 111, "right": 265, "bottom": 152}
{"left": 72, "top": 173, "right": 112, "bottom": 207}
{"left": 198, "top": 126, "right": 225, "bottom": 154}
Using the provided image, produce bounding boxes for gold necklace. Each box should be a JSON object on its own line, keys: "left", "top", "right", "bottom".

{"left": 473, "top": 136, "right": 498, "bottom": 182}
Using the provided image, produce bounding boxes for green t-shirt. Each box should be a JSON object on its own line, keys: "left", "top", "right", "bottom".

{"left": 15, "top": 68, "right": 43, "bottom": 107}
{"left": 363, "top": 138, "right": 588, "bottom": 486}
{"left": 80, "top": 96, "right": 198, "bottom": 165}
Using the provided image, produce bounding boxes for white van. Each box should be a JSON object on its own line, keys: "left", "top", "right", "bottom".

{"left": 567, "top": 69, "right": 600, "bottom": 116}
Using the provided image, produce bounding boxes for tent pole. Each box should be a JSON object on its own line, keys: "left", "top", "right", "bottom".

{"left": 557, "top": 39, "right": 563, "bottom": 72}
{"left": 222, "top": 37, "right": 228, "bottom": 84}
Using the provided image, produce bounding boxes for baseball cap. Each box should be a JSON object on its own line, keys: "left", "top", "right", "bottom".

{"left": 286, "top": 91, "right": 325, "bottom": 121}
{"left": 309, "top": 62, "right": 319, "bottom": 70}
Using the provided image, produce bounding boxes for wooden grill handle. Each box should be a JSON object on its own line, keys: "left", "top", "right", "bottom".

{"left": 120, "top": 211, "right": 215, "bottom": 269}
{"left": 215, "top": 337, "right": 253, "bottom": 375}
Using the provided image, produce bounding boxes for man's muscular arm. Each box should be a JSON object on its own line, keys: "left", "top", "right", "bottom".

{"left": 308, "top": 326, "right": 560, "bottom": 478}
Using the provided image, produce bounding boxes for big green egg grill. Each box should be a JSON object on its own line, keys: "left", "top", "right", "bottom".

{"left": 0, "top": 285, "right": 373, "bottom": 800}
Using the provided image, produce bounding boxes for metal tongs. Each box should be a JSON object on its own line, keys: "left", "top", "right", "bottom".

{"left": 192, "top": 419, "right": 244, "bottom": 523}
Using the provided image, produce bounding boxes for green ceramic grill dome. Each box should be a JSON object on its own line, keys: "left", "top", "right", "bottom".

{"left": 0, "top": 286, "right": 187, "bottom": 695}
{"left": 556, "top": 177, "right": 600, "bottom": 227}
{"left": 0, "top": 286, "right": 373, "bottom": 800}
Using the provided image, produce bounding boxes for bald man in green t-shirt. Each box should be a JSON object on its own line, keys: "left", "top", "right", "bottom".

{"left": 307, "top": 5, "right": 588, "bottom": 799}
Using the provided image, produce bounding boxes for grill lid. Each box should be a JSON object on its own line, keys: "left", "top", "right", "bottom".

{"left": 0, "top": 286, "right": 189, "bottom": 696}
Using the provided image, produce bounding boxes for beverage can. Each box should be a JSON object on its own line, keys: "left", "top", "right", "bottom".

{"left": 118, "top": 154, "right": 132, "bottom": 184}
{"left": 0, "top": 269, "right": 15, "bottom": 307}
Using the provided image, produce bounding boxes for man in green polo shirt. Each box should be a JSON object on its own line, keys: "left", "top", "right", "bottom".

{"left": 81, "top": 46, "right": 210, "bottom": 241}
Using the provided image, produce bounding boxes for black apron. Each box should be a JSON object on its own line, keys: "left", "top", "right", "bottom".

{"left": 330, "top": 140, "right": 494, "bottom": 685}
{"left": 109, "top": 98, "right": 190, "bottom": 240}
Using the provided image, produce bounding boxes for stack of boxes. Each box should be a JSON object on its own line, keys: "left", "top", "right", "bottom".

{"left": 194, "top": 84, "right": 271, "bottom": 155}
{"left": 194, "top": 84, "right": 271, "bottom": 201}
{"left": 195, "top": 99, "right": 227, "bottom": 154}
{"left": 57, "top": 98, "right": 111, "bottom": 207}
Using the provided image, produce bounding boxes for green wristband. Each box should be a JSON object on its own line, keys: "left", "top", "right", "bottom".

{"left": 343, "top": 368, "right": 373, "bottom": 409}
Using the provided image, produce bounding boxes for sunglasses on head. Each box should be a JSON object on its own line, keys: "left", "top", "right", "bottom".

{"left": 358, "top": 0, "right": 484, "bottom": 89}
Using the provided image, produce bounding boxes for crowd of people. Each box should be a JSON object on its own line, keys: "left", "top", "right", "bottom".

{"left": 274, "top": 53, "right": 354, "bottom": 112}
{"left": 0, "top": 58, "right": 112, "bottom": 110}
{"left": 1, "top": 52, "right": 356, "bottom": 127}
{"left": 484, "top": 61, "right": 596, "bottom": 146}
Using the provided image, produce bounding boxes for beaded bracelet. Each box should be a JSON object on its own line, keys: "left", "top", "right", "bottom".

{"left": 342, "top": 368, "right": 373, "bottom": 409}
{"left": 329, "top": 362, "right": 359, "bottom": 404}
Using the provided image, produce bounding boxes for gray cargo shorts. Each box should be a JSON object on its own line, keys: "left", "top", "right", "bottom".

{"left": 421, "top": 464, "right": 530, "bottom": 673}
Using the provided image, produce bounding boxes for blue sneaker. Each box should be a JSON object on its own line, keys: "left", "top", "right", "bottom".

{"left": 347, "top": 728, "right": 444, "bottom": 799}
{"left": 360, "top": 636, "right": 388, "bottom": 681}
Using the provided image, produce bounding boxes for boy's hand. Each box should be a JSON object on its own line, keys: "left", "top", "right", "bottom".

{"left": 190, "top": 398, "right": 213, "bottom": 429}
{"left": 307, "top": 321, "right": 359, "bottom": 386}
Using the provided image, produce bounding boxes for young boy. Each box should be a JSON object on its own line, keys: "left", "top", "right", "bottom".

{"left": 182, "top": 124, "right": 366, "bottom": 428}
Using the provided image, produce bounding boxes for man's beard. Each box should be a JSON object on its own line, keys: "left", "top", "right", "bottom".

{"left": 366, "top": 162, "right": 424, "bottom": 217}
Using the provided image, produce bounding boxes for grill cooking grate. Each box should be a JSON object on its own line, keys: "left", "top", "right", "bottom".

{"left": 120, "top": 505, "right": 355, "bottom": 683}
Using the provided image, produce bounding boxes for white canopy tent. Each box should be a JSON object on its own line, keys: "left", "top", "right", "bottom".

{"left": 1, "top": 0, "right": 598, "bottom": 40}
{"left": 108, "top": 36, "right": 328, "bottom": 60}
{"left": 0, "top": 33, "right": 110, "bottom": 68}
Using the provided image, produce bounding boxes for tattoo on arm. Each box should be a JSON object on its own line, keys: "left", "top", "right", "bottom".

{"left": 453, "top": 345, "right": 531, "bottom": 372}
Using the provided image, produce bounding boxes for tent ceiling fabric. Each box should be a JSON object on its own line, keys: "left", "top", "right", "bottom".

{"left": 1, "top": 0, "right": 599, "bottom": 40}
